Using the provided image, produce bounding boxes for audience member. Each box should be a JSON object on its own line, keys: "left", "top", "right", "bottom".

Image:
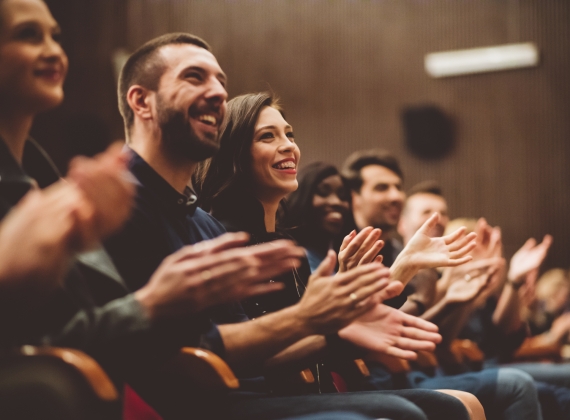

{"left": 103, "top": 36, "right": 468, "bottom": 420}
{"left": 342, "top": 157, "right": 543, "bottom": 420}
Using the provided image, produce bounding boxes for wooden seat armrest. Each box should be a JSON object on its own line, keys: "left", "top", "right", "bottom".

{"left": 163, "top": 347, "right": 239, "bottom": 390}
{"left": 17, "top": 346, "right": 118, "bottom": 401}
{"left": 354, "top": 358, "right": 370, "bottom": 377}
{"left": 366, "top": 352, "right": 410, "bottom": 373}
{"left": 415, "top": 350, "right": 438, "bottom": 368}
{"left": 514, "top": 337, "right": 562, "bottom": 361}
{"left": 451, "top": 340, "right": 485, "bottom": 363}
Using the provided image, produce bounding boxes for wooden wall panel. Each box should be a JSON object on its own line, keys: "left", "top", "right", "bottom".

{"left": 34, "top": 0, "right": 570, "bottom": 268}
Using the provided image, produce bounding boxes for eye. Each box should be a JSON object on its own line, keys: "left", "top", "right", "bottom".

{"left": 14, "top": 25, "right": 43, "bottom": 43}
{"left": 259, "top": 132, "right": 275, "bottom": 141}
{"left": 51, "top": 30, "right": 63, "bottom": 45}
{"left": 185, "top": 71, "right": 203, "bottom": 82}
{"left": 286, "top": 131, "right": 295, "bottom": 140}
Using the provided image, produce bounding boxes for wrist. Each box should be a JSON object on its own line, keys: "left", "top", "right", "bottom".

{"left": 391, "top": 254, "right": 419, "bottom": 285}
{"left": 134, "top": 287, "right": 158, "bottom": 321}
{"left": 290, "top": 303, "right": 321, "bottom": 337}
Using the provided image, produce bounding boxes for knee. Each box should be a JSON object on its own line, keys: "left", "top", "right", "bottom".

{"left": 436, "top": 390, "right": 486, "bottom": 420}
{"left": 497, "top": 368, "right": 538, "bottom": 398}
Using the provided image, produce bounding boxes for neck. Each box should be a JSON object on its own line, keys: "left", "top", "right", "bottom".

{"left": 257, "top": 198, "right": 280, "bottom": 233}
{"left": 129, "top": 125, "right": 196, "bottom": 193}
{"left": 303, "top": 231, "right": 333, "bottom": 254}
{"left": 0, "top": 113, "right": 34, "bottom": 164}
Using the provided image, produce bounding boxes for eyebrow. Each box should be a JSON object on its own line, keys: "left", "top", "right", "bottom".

{"left": 255, "top": 124, "right": 293, "bottom": 135}
{"left": 179, "top": 65, "right": 228, "bottom": 85}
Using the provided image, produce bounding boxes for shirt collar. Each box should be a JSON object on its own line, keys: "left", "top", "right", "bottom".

{"left": 0, "top": 138, "right": 38, "bottom": 206}
{"left": 127, "top": 147, "right": 199, "bottom": 215}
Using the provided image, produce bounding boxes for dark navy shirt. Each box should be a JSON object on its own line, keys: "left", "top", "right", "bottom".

{"left": 105, "top": 150, "right": 248, "bottom": 358}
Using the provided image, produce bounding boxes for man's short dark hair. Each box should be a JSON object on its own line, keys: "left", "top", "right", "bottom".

{"left": 341, "top": 149, "right": 404, "bottom": 192}
{"left": 118, "top": 33, "right": 211, "bottom": 135}
{"left": 407, "top": 180, "right": 443, "bottom": 198}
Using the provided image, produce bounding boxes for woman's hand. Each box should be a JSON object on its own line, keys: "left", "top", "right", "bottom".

{"left": 338, "top": 303, "right": 442, "bottom": 359}
{"left": 337, "top": 227, "right": 384, "bottom": 272}
{"left": 294, "top": 250, "right": 402, "bottom": 335}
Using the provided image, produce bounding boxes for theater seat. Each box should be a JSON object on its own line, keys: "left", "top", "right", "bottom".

{"left": 513, "top": 337, "right": 562, "bottom": 362}
{"left": 17, "top": 345, "right": 119, "bottom": 401}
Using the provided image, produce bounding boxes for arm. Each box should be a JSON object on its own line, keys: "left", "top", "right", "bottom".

{"left": 493, "top": 235, "right": 552, "bottom": 334}
{"left": 220, "top": 252, "right": 395, "bottom": 368}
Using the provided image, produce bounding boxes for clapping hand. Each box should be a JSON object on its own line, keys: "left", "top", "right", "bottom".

{"left": 339, "top": 303, "right": 442, "bottom": 359}
{"left": 391, "top": 213, "right": 477, "bottom": 285}
{"left": 508, "top": 235, "right": 553, "bottom": 285}
{"left": 338, "top": 227, "right": 384, "bottom": 272}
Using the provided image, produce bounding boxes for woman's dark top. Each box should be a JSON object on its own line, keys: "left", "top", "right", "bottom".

{"left": 211, "top": 188, "right": 311, "bottom": 319}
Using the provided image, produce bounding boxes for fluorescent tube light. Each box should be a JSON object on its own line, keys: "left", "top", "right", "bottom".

{"left": 425, "top": 43, "right": 539, "bottom": 78}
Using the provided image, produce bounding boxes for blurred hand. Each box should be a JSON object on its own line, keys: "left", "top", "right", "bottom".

{"left": 339, "top": 304, "right": 442, "bottom": 359}
{"left": 67, "top": 142, "right": 135, "bottom": 245}
{"left": 391, "top": 213, "right": 476, "bottom": 285}
{"left": 135, "top": 233, "right": 305, "bottom": 318}
{"left": 444, "top": 265, "right": 501, "bottom": 304}
{"left": 338, "top": 227, "right": 384, "bottom": 272}
{"left": 508, "top": 235, "right": 553, "bottom": 284}
{"left": 549, "top": 312, "right": 570, "bottom": 344}
{"left": 0, "top": 181, "right": 95, "bottom": 291}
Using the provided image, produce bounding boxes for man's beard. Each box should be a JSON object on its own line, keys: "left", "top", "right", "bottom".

{"left": 156, "top": 95, "right": 219, "bottom": 162}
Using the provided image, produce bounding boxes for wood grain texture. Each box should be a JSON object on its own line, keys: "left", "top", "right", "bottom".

{"left": 38, "top": 0, "right": 570, "bottom": 268}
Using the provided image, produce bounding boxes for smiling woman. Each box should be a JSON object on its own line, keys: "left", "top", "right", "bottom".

{"left": 0, "top": 0, "right": 68, "bottom": 161}
{"left": 195, "top": 92, "right": 307, "bottom": 321}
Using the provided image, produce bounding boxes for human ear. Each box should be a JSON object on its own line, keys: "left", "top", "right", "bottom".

{"left": 126, "top": 85, "right": 154, "bottom": 122}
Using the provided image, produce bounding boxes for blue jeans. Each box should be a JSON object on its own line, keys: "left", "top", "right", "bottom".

{"left": 367, "top": 363, "right": 542, "bottom": 420}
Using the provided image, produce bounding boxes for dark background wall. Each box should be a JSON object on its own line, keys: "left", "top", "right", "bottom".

{"left": 38, "top": 0, "right": 570, "bottom": 268}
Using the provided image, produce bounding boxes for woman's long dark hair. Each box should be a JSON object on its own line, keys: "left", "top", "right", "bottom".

{"left": 195, "top": 92, "right": 282, "bottom": 215}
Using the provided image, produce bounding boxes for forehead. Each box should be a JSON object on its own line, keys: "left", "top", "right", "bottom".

{"left": 318, "top": 174, "right": 343, "bottom": 187}
{"left": 0, "top": 0, "right": 56, "bottom": 30}
{"left": 157, "top": 43, "right": 224, "bottom": 81}
{"left": 407, "top": 193, "right": 448, "bottom": 213}
{"left": 255, "top": 106, "right": 288, "bottom": 129}
{"left": 360, "top": 164, "right": 401, "bottom": 185}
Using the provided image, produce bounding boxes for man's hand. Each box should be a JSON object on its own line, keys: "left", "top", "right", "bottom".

{"left": 338, "top": 227, "right": 384, "bottom": 272}
{"left": 134, "top": 233, "right": 305, "bottom": 319}
{"left": 391, "top": 213, "right": 476, "bottom": 285}
{"left": 0, "top": 182, "right": 95, "bottom": 291}
{"left": 294, "top": 250, "right": 403, "bottom": 335}
{"left": 67, "top": 142, "right": 135, "bottom": 245}
{"left": 338, "top": 304, "right": 442, "bottom": 359}
{"left": 508, "top": 235, "right": 553, "bottom": 285}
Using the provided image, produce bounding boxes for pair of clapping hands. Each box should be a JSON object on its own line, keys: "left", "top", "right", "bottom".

{"left": 0, "top": 143, "right": 134, "bottom": 293}
{"left": 437, "top": 218, "right": 552, "bottom": 309}
{"left": 138, "top": 212, "right": 476, "bottom": 360}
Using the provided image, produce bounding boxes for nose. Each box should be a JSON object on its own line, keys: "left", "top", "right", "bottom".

{"left": 205, "top": 77, "right": 228, "bottom": 105}
{"left": 388, "top": 186, "right": 404, "bottom": 203}
{"left": 42, "top": 35, "right": 66, "bottom": 62}
{"left": 277, "top": 136, "right": 296, "bottom": 153}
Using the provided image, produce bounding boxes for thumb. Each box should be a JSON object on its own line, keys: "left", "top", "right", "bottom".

{"left": 418, "top": 212, "right": 439, "bottom": 235}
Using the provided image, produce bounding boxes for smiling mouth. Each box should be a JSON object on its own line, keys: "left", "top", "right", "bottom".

{"left": 197, "top": 114, "right": 217, "bottom": 126}
{"left": 272, "top": 161, "right": 296, "bottom": 170}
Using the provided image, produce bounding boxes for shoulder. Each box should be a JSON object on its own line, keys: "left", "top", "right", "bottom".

{"left": 189, "top": 208, "right": 227, "bottom": 238}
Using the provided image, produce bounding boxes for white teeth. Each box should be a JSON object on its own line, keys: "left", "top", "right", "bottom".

{"left": 274, "top": 161, "right": 296, "bottom": 169}
{"left": 198, "top": 115, "right": 216, "bottom": 125}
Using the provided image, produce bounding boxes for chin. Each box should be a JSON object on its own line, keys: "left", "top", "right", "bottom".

{"left": 34, "top": 90, "right": 64, "bottom": 112}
